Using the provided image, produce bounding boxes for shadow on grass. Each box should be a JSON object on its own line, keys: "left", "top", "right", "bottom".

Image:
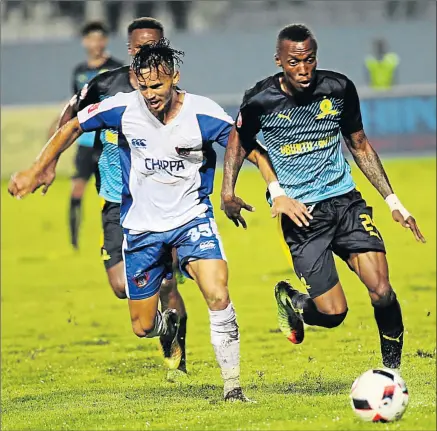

{"left": 7, "top": 384, "right": 222, "bottom": 409}
{"left": 248, "top": 371, "right": 350, "bottom": 396}
{"left": 8, "top": 372, "right": 351, "bottom": 411}
{"left": 410, "top": 285, "right": 432, "bottom": 291}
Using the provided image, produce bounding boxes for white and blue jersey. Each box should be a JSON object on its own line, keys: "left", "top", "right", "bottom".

{"left": 77, "top": 90, "right": 232, "bottom": 299}
{"left": 78, "top": 90, "right": 232, "bottom": 232}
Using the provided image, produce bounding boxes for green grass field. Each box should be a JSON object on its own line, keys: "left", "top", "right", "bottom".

{"left": 1, "top": 159, "right": 436, "bottom": 430}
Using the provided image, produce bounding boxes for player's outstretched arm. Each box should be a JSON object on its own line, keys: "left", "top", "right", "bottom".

{"left": 221, "top": 127, "right": 255, "bottom": 229}
{"left": 247, "top": 145, "right": 313, "bottom": 227}
{"left": 343, "top": 129, "right": 425, "bottom": 243}
{"left": 41, "top": 99, "right": 79, "bottom": 194}
{"left": 47, "top": 95, "right": 78, "bottom": 140}
{"left": 221, "top": 127, "right": 313, "bottom": 228}
{"left": 8, "top": 118, "right": 83, "bottom": 199}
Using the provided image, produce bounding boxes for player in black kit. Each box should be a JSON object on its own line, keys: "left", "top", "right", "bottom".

{"left": 221, "top": 24, "right": 426, "bottom": 371}
{"left": 43, "top": 18, "right": 189, "bottom": 378}
{"left": 69, "top": 22, "right": 123, "bottom": 249}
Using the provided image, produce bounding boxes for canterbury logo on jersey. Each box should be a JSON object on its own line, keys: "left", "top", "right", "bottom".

{"left": 131, "top": 139, "right": 147, "bottom": 148}
{"left": 144, "top": 158, "right": 185, "bottom": 171}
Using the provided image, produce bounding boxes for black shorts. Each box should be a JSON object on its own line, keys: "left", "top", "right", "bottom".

{"left": 281, "top": 189, "right": 386, "bottom": 299}
{"left": 101, "top": 201, "right": 123, "bottom": 270}
{"left": 72, "top": 145, "right": 98, "bottom": 181}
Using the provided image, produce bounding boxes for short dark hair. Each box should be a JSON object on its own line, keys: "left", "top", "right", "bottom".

{"left": 128, "top": 17, "right": 164, "bottom": 36}
{"left": 81, "top": 21, "right": 108, "bottom": 37}
{"left": 277, "top": 24, "right": 317, "bottom": 51}
{"left": 131, "top": 38, "right": 184, "bottom": 77}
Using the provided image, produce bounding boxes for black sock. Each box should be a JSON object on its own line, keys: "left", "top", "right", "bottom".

{"left": 69, "top": 197, "right": 82, "bottom": 248}
{"left": 178, "top": 314, "right": 187, "bottom": 371}
{"left": 373, "top": 297, "right": 404, "bottom": 369}
{"left": 294, "top": 293, "right": 347, "bottom": 328}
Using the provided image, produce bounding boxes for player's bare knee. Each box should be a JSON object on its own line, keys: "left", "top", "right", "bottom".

{"left": 313, "top": 282, "right": 348, "bottom": 316}
{"left": 316, "top": 300, "right": 347, "bottom": 315}
{"left": 131, "top": 317, "right": 155, "bottom": 338}
{"left": 321, "top": 308, "right": 348, "bottom": 328}
{"left": 371, "top": 285, "right": 396, "bottom": 308}
{"left": 367, "top": 275, "right": 393, "bottom": 306}
{"left": 205, "top": 293, "right": 230, "bottom": 311}
{"left": 111, "top": 283, "right": 127, "bottom": 299}
{"left": 108, "top": 274, "right": 126, "bottom": 299}
{"left": 131, "top": 320, "right": 146, "bottom": 338}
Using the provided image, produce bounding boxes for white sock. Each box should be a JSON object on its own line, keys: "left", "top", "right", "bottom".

{"left": 208, "top": 302, "right": 241, "bottom": 396}
{"left": 145, "top": 310, "right": 166, "bottom": 338}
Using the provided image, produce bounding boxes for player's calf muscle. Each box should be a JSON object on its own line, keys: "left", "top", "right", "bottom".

{"left": 159, "top": 277, "right": 175, "bottom": 296}
{"left": 348, "top": 251, "right": 393, "bottom": 305}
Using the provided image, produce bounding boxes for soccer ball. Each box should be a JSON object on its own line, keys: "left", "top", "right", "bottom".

{"left": 350, "top": 368, "right": 409, "bottom": 422}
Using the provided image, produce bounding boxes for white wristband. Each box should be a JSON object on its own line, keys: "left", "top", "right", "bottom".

{"left": 268, "top": 181, "right": 286, "bottom": 199}
{"left": 385, "top": 193, "right": 411, "bottom": 220}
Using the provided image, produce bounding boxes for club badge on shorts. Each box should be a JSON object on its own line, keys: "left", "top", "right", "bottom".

{"left": 133, "top": 271, "right": 150, "bottom": 288}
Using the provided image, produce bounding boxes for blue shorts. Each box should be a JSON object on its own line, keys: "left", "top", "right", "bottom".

{"left": 123, "top": 211, "right": 226, "bottom": 300}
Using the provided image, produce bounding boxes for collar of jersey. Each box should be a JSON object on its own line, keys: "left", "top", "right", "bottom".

{"left": 274, "top": 72, "right": 318, "bottom": 101}
{"left": 137, "top": 89, "right": 188, "bottom": 128}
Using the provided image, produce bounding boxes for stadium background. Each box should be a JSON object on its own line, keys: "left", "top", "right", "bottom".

{"left": 1, "top": 1, "right": 436, "bottom": 430}
{"left": 1, "top": 0, "right": 436, "bottom": 176}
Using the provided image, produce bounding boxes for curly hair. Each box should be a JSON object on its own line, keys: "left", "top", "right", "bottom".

{"left": 131, "top": 38, "right": 184, "bottom": 77}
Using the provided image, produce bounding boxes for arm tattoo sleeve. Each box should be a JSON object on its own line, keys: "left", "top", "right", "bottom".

{"left": 221, "top": 130, "right": 248, "bottom": 198}
{"left": 344, "top": 129, "right": 394, "bottom": 199}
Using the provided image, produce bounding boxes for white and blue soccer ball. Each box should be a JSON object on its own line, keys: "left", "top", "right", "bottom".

{"left": 350, "top": 368, "right": 409, "bottom": 422}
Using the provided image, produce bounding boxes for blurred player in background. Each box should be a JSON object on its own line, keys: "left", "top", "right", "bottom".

{"left": 42, "top": 18, "right": 189, "bottom": 379}
{"left": 221, "top": 24, "right": 425, "bottom": 372}
{"left": 68, "top": 21, "right": 122, "bottom": 249}
{"left": 8, "top": 39, "right": 279, "bottom": 402}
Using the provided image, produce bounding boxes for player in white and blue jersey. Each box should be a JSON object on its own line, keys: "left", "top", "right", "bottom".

{"left": 52, "top": 18, "right": 191, "bottom": 379}
{"left": 69, "top": 22, "right": 122, "bottom": 249}
{"left": 9, "top": 39, "right": 277, "bottom": 401}
{"left": 221, "top": 24, "right": 425, "bottom": 372}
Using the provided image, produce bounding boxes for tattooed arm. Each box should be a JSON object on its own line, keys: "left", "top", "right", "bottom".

{"left": 221, "top": 126, "right": 313, "bottom": 229}
{"left": 343, "top": 128, "right": 425, "bottom": 242}
{"left": 343, "top": 129, "right": 393, "bottom": 198}
{"left": 221, "top": 127, "right": 260, "bottom": 228}
{"left": 221, "top": 128, "right": 248, "bottom": 200}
